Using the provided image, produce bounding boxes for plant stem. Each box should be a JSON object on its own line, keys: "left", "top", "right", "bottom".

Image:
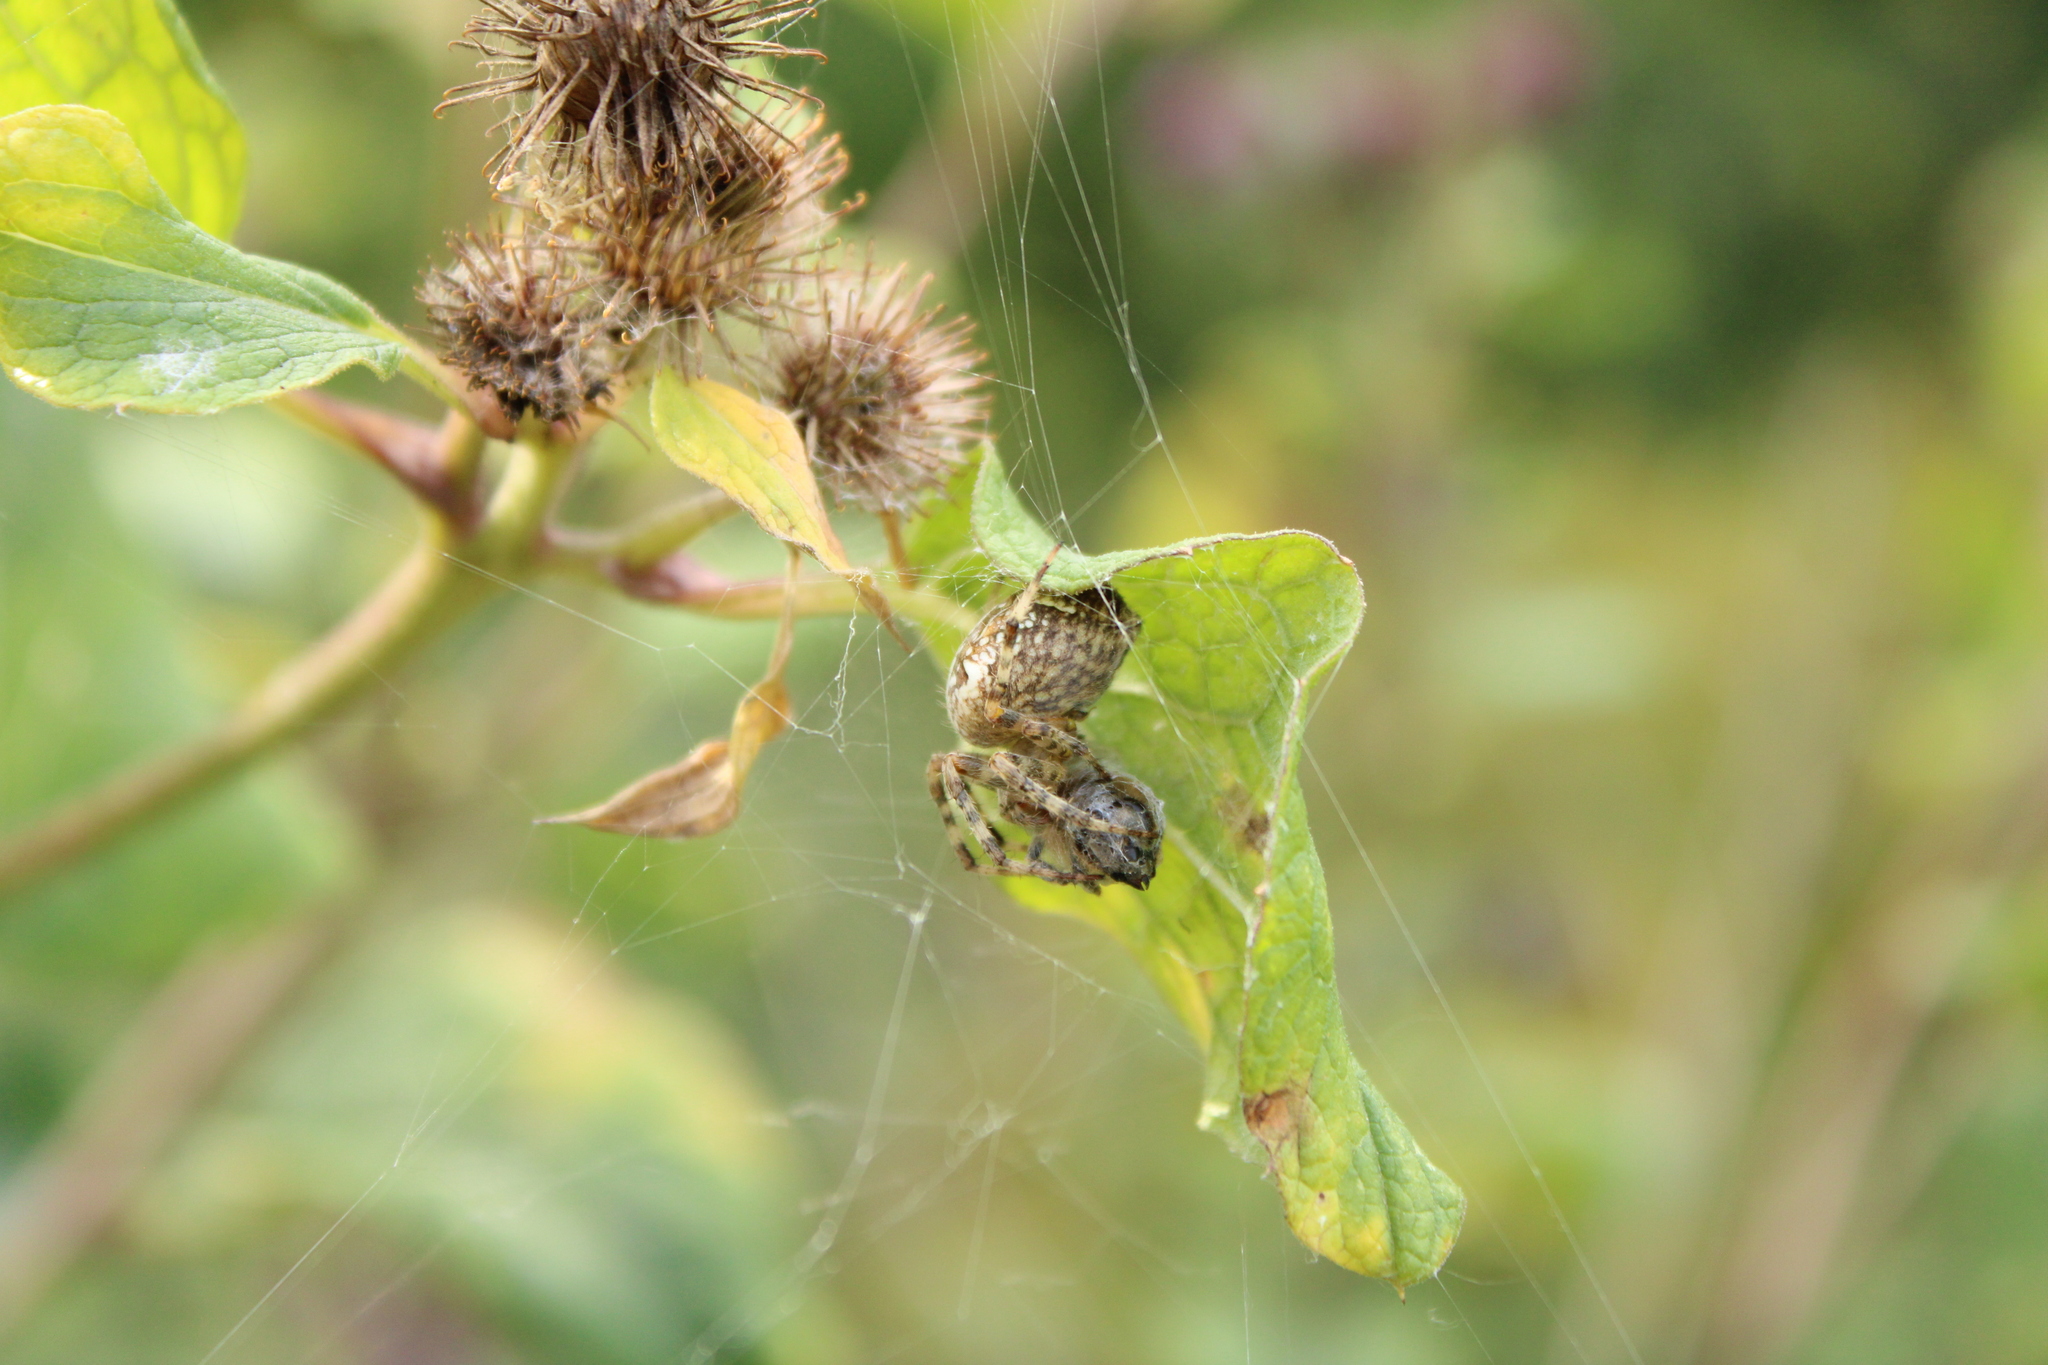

{"left": 0, "top": 530, "right": 470, "bottom": 902}
{"left": 270, "top": 393, "right": 479, "bottom": 524}
{"left": 469, "top": 436, "right": 570, "bottom": 565}
{"left": 549, "top": 489, "right": 742, "bottom": 568}
{"left": 581, "top": 550, "right": 975, "bottom": 638}
{"left": 879, "top": 509, "right": 918, "bottom": 585}
{"left": 0, "top": 400, "right": 962, "bottom": 901}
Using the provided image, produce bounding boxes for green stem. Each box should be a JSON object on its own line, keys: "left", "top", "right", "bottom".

{"left": 0, "top": 527, "right": 471, "bottom": 901}
{"left": 549, "top": 489, "right": 742, "bottom": 568}
{"left": 268, "top": 394, "right": 480, "bottom": 525}
{"left": 0, "top": 413, "right": 967, "bottom": 901}
{"left": 468, "top": 436, "right": 566, "bottom": 564}
{"left": 442, "top": 411, "right": 487, "bottom": 504}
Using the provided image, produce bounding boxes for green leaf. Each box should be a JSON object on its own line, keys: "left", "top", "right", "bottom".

{"left": 898, "top": 449, "right": 995, "bottom": 663}
{"left": 0, "top": 104, "right": 399, "bottom": 413}
{"left": 970, "top": 453, "right": 1466, "bottom": 1288}
{"left": 968, "top": 446, "right": 1229, "bottom": 590}
{"left": 0, "top": 0, "right": 246, "bottom": 238}
{"left": 904, "top": 447, "right": 984, "bottom": 588}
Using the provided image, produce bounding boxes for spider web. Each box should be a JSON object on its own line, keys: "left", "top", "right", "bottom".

{"left": 0, "top": 1, "right": 1650, "bottom": 1362}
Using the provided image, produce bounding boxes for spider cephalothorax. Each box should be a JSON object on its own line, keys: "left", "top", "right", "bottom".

{"left": 928, "top": 557, "right": 1162, "bottom": 891}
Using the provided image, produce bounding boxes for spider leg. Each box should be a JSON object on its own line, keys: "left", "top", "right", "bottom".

{"left": 982, "top": 754, "right": 1152, "bottom": 839}
{"left": 1023, "top": 826, "right": 1106, "bottom": 896}
{"left": 928, "top": 751, "right": 1100, "bottom": 887}
{"left": 985, "top": 709, "right": 1096, "bottom": 766}
{"left": 1008, "top": 545, "right": 1062, "bottom": 624}
{"left": 928, "top": 753, "right": 1004, "bottom": 873}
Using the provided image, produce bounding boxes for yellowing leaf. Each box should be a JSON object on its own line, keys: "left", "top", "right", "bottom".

{"left": 649, "top": 370, "right": 856, "bottom": 571}
{"left": 649, "top": 369, "right": 900, "bottom": 636}
{"left": 0, "top": 0, "right": 246, "bottom": 238}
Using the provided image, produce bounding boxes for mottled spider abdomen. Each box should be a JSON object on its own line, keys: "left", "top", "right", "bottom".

{"left": 946, "top": 584, "right": 1140, "bottom": 753}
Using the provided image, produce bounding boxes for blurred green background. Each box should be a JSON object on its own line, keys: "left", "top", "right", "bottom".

{"left": 8, "top": 0, "right": 2048, "bottom": 1361}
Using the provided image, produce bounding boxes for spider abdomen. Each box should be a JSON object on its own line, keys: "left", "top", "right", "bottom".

{"left": 946, "top": 585, "right": 1139, "bottom": 752}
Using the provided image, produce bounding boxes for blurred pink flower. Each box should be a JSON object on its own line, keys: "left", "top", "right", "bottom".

{"left": 1134, "top": 55, "right": 1264, "bottom": 189}
{"left": 1325, "top": 51, "right": 1432, "bottom": 172}
{"left": 1472, "top": 3, "right": 1592, "bottom": 130}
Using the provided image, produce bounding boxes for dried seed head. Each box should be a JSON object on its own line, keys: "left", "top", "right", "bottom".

{"left": 443, "top": 0, "right": 818, "bottom": 190}
{"left": 769, "top": 263, "right": 988, "bottom": 513}
{"left": 420, "top": 224, "right": 623, "bottom": 422}
{"left": 580, "top": 107, "right": 849, "bottom": 337}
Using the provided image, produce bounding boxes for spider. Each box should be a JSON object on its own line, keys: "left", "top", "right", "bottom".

{"left": 927, "top": 553, "right": 1163, "bottom": 891}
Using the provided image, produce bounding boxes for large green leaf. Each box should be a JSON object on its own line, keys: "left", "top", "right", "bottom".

{"left": 0, "top": 0, "right": 245, "bottom": 238}
{"left": 951, "top": 451, "right": 1465, "bottom": 1288}
{"left": 0, "top": 104, "right": 399, "bottom": 413}
{"left": 966, "top": 446, "right": 1227, "bottom": 591}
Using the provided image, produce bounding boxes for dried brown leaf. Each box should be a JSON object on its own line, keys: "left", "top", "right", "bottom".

{"left": 541, "top": 679, "right": 791, "bottom": 839}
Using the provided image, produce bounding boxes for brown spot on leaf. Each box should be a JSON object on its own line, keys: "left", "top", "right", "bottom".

{"left": 1243, "top": 1085, "right": 1301, "bottom": 1150}
{"left": 1216, "top": 779, "right": 1273, "bottom": 854}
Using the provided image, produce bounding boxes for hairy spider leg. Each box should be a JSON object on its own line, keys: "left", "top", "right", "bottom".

{"left": 1013, "top": 545, "right": 1063, "bottom": 620}
{"left": 934, "top": 753, "right": 1102, "bottom": 886}
{"left": 927, "top": 752, "right": 1009, "bottom": 871}
{"left": 981, "top": 707, "right": 1095, "bottom": 766}
{"left": 979, "top": 752, "right": 1152, "bottom": 840}
{"left": 926, "top": 753, "right": 1100, "bottom": 885}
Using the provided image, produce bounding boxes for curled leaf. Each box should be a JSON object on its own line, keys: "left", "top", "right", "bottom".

{"left": 945, "top": 453, "right": 1466, "bottom": 1289}
{"left": 540, "top": 679, "right": 791, "bottom": 839}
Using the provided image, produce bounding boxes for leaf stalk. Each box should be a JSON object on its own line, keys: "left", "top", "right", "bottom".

{"left": 547, "top": 488, "right": 743, "bottom": 568}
